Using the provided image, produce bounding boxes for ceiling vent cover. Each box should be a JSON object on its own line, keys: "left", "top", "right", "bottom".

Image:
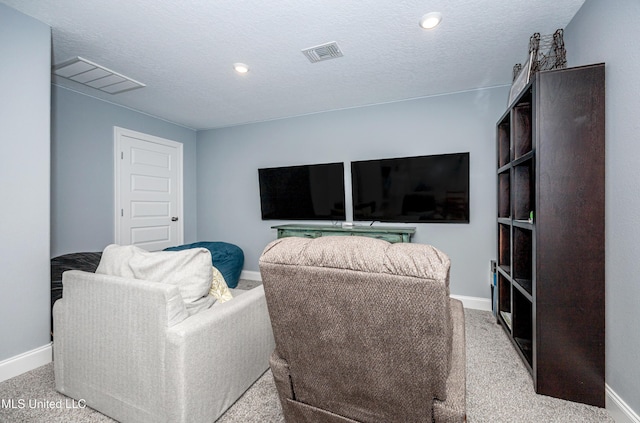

{"left": 53, "top": 57, "right": 146, "bottom": 95}
{"left": 302, "top": 41, "right": 343, "bottom": 63}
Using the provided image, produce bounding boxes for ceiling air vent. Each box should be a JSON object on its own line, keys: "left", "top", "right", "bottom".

{"left": 302, "top": 41, "right": 343, "bottom": 63}
{"left": 53, "top": 57, "right": 146, "bottom": 94}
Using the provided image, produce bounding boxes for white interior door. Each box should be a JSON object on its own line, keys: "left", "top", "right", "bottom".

{"left": 114, "top": 127, "right": 183, "bottom": 251}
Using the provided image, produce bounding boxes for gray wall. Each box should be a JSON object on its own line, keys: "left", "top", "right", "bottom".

{"left": 51, "top": 86, "right": 198, "bottom": 257}
{"left": 565, "top": 0, "right": 640, "bottom": 414}
{"left": 197, "top": 86, "right": 508, "bottom": 298}
{"left": 0, "top": 4, "right": 51, "bottom": 360}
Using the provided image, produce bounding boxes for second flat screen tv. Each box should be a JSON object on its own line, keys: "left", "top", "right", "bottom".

{"left": 351, "top": 152, "right": 469, "bottom": 223}
{"left": 259, "top": 162, "right": 346, "bottom": 221}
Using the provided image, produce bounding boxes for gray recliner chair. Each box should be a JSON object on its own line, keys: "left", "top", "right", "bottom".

{"left": 259, "top": 236, "right": 466, "bottom": 423}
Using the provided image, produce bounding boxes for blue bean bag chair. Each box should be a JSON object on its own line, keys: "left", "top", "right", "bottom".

{"left": 164, "top": 242, "right": 244, "bottom": 288}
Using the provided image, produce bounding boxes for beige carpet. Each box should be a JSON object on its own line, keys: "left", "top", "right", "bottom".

{"left": 0, "top": 307, "right": 613, "bottom": 423}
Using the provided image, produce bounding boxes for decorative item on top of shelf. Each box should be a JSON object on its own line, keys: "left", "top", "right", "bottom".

{"left": 508, "top": 29, "right": 567, "bottom": 107}
{"left": 512, "top": 63, "right": 523, "bottom": 82}
{"left": 529, "top": 29, "right": 567, "bottom": 75}
{"left": 508, "top": 52, "right": 532, "bottom": 106}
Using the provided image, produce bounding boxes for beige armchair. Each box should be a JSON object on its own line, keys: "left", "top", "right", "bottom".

{"left": 259, "top": 236, "right": 466, "bottom": 423}
{"left": 53, "top": 268, "right": 274, "bottom": 423}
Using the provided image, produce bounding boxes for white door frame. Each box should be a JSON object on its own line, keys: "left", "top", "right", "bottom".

{"left": 114, "top": 126, "right": 184, "bottom": 248}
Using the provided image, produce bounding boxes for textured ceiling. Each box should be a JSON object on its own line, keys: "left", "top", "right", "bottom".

{"left": 2, "top": 0, "right": 585, "bottom": 130}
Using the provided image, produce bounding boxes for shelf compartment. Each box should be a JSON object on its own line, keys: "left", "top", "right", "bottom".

{"left": 498, "top": 223, "right": 511, "bottom": 273}
{"left": 498, "top": 171, "right": 511, "bottom": 219}
{"left": 513, "top": 226, "right": 532, "bottom": 295}
{"left": 513, "top": 289, "right": 533, "bottom": 366}
{"left": 513, "top": 100, "right": 532, "bottom": 160}
{"left": 498, "top": 273, "right": 512, "bottom": 331}
{"left": 513, "top": 160, "right": 534, "bottom": 221}
{"left": 500, "top": 311, "right": 512, "bottom": 331}
{"left": 498, "top": 115, "right": 511, "bottom": 167}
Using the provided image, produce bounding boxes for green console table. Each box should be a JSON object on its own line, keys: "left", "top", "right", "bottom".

{"left": 272, "top": 224, "right": 416, "bottom": 243}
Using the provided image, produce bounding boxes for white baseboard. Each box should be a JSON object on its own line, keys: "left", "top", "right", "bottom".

{"left": 0, "top": 343, "right": 52, "bottom": 383}
{"left": 240, "top": 270, "right": 262, "bottom": 281}
{"left": 451, "top": 295, "right": 492, "bottom": 311}
{"left": 607, "top": 384, "right": 640, "bottom": 423}
{"left": 242, "top": 270, "right": 492, "bottom": 311}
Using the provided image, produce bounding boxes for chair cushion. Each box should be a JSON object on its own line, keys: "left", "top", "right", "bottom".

{"left": 164, "top": 242, "right": 244, "bottom": 288}
{"left": 96, "top": 244, "right": 215, "bottom": 315}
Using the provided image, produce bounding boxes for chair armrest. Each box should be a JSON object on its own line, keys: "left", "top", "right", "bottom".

{"left": 164, "top": 285, "right": 275, "bottom": 422}
{"left": 54, "top": 270, "right": 189, "bottom": 423}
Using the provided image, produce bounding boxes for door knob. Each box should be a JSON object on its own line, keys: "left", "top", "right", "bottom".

{"left": 171, "top": 217, "right": 179, "bottom": 222}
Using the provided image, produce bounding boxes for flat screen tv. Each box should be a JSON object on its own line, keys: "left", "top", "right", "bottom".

{"left": 258, "top": 162, "right": 346, "bottom": 221}
{"left": 351, "top": 152, "right": 469, "bottom": 223}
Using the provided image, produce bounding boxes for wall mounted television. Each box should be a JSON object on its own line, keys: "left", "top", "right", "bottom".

{"left": 258, "top": 162, "right": 346, "bottom": 221}
{"left": 351, "top": 152, "right": 470, "bottom": 223}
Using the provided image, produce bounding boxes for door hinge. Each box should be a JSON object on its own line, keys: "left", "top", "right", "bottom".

{"left": 121, "top": 209, "right": 124, "bottom": 217}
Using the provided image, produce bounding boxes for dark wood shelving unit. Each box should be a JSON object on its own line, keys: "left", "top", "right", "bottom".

{"left": 495, "top": 63, "right": 605, "bottom": 407}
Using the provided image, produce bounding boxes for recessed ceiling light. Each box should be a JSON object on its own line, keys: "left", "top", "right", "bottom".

{"left": 419, "top": 12, "right": 442, "bottom": 30}
{"left": 233, "top": 63, "right": 249, "bottom": 74}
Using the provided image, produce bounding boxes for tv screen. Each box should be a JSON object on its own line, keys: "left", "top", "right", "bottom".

{"left": 351, "top": 152, "right": 469, "bottom": 223}
{"left": 258, "top": 162, "right": 346, "bottom": 220}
